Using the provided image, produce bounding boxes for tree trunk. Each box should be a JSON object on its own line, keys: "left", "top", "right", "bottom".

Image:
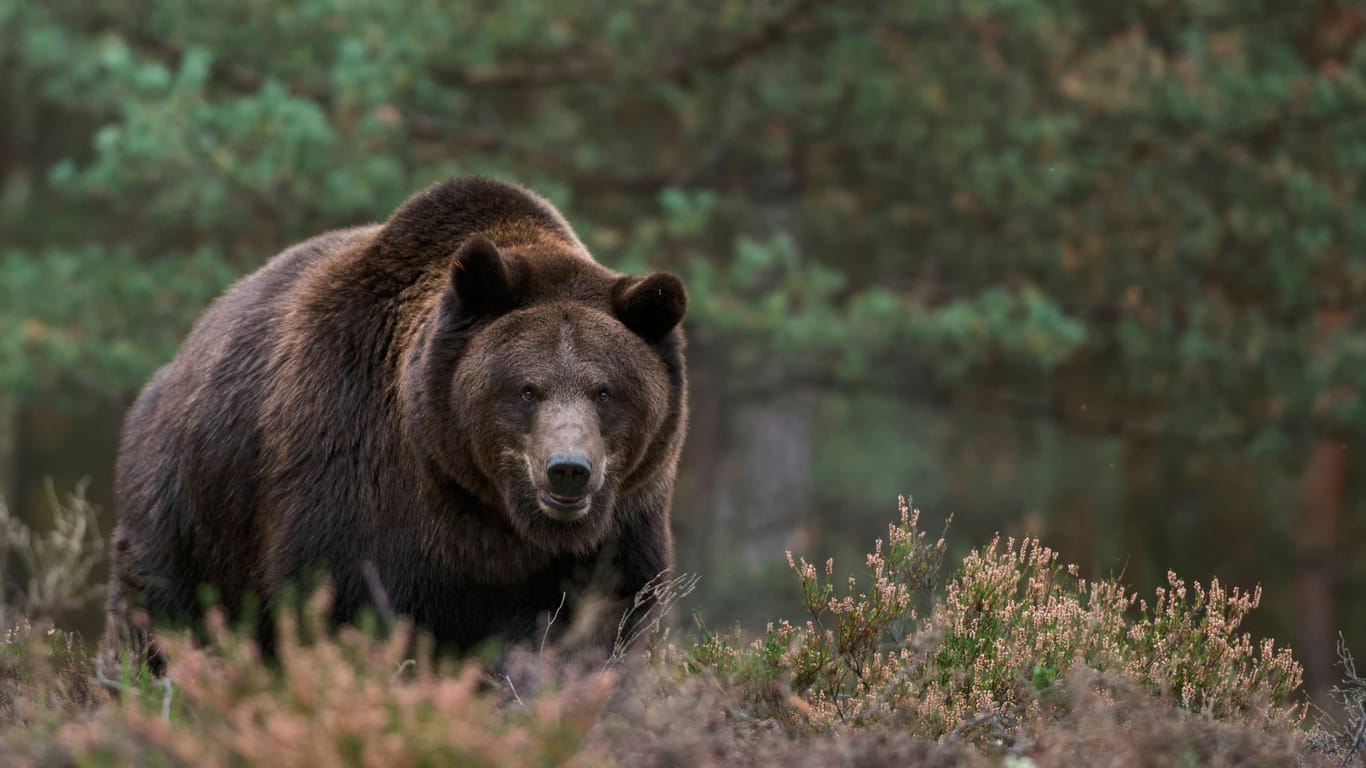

{"left": 0, "top": 396, "right": 11, "bottom": 628}
{"left": 1297, "top": 436, "right": 1345, "bottom": 701}
{"left": 712, "top": 395, "right": 815, "bottom": 573}
{"left": 1057, "top": 490, "right": 1095, "bottom": 576}
{"left": 0, "top": 395, "right": 16, "bottom": 509}
{"left": 672, "top": 347, "right": 728, "bottom": 600}
{"left": 1122, "top": 434, "right": 1162, "bottom": 589}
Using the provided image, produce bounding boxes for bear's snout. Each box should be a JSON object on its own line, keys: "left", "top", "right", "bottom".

{"left": 529, "top": 400, "right": 606, "bottom": 521}
{"left": 546, "top": 452, "right": 592, "bottom": 498}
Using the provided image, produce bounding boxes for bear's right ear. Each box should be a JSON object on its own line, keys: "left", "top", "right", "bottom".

{"left": 449, "top": 235, "right": 515, "bottom": 318}
{"left": 612, "top": 272, "right": 687, "bottom": 342}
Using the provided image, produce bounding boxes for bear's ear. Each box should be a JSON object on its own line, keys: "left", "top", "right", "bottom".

{"left": 612, "top": 273, "right": 687, "bottom": 342}
{"left": 449, "top": 235, "right": 515, "bottom": 318}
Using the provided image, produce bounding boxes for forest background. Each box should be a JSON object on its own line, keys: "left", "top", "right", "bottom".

{"left": 2, "top": 0, "right": 1364, "bottom": 704}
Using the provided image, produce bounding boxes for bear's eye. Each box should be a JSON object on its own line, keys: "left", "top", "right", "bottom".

{"left": 597, "top": 387, "right": 612, "bottom": 403}
{"left": 520, "top": 385, "right": 537, "bottom": 402}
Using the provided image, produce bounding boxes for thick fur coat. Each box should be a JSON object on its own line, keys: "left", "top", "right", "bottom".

{"left": 104, "top": 178, "right": 687, "bottom": 667}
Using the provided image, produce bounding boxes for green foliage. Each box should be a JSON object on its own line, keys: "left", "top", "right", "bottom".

{"left": 0, "top": 248, "right": 233, "bottom": 401}
{"left": 6, "top": 0, "right": 1362, "bottom": 435}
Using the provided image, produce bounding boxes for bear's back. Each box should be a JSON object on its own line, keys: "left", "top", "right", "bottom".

{"left": 113, "top": 225, "right": 384, "bottom": 613}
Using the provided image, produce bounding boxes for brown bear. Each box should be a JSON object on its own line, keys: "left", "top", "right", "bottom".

{"left": 102, "top": 178, "right": 687, "bottom": 670}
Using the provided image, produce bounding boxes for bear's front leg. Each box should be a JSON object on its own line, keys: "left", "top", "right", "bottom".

{"left": 598, "top": 501, "right": 674, "bottom": 657}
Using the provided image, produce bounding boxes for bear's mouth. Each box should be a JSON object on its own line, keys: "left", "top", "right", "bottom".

{"left": 537, "top": 490, "right": 591, "bottom": 521}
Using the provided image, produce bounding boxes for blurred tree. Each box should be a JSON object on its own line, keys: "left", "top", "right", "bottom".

{"left": 2, "top": 0, "right": 1363, "bottom": 693}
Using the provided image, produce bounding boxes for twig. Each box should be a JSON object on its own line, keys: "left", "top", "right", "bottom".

{"left": 92, "top": 655, "right": 174, "bottom": 721}
{"left": 1333, "top": 632, "right": 1366, "bottom": 761}
{"left": 948, "top": 711, "right": 997, "bottom": 740}
{"left": 503, "top": 674, "right": 527, "bottom": 709}
{"left": 390, "top": 659, "right": 416, "bottom": 685}
{"left": 540, "top": 592, "right": 567, "bottom": 656}
{"left": 93, "top": 656, "right": 125, "bottom": 694}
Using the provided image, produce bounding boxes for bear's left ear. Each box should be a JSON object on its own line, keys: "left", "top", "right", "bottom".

{"left": 449, "top": 234, "right": 516, "bottom": 318}
{"left": 612, "top": 273, "right": 687, "bottom": 342}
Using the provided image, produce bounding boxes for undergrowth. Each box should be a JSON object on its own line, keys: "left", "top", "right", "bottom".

{"left": 688, "top": 497, "right": 1307, "bottom": 750}
{"left": 0, "top": 495, "right": 1360, "bottom": 766}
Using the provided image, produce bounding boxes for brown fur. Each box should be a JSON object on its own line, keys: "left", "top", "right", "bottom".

{"left": 103, "top": 178, "right": 687, "bottom": 668}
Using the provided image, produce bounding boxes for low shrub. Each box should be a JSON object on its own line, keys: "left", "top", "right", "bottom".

{"left": 688, "top": 496, "right": 1305, "bottom": 745}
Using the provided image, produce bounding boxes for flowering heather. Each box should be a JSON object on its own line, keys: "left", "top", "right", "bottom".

{"left": 922, "top": 536, "right": 1304, "bottom": 735}
{"left": 10, "top": 591, "right": 615, "bottom": 767}
{"left": 690, "top": 496, "right": 1306, "bottom": 743}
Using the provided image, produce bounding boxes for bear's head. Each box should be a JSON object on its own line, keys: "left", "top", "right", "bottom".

{"left": 405, "top": 234, "right": 686, "bottom": 556}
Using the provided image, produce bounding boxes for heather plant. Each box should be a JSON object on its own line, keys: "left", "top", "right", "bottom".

{"left": 920, "top": 536, "right": 1305, "bottom": 738}
{"left": 689, "top": 497, "right": 1306, "bottom": 744}
{"left": 4, "top": 587, "right": 617, "bottom": 767}
{"left": 687, "top": 497, "right": 948, "bottom": 726}
{"left": 1, "top": 620, "right": 98, "bottom": 731}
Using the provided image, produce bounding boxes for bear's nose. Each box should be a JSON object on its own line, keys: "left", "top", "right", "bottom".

{"left": 546, "top": 452, "right": 592, "bottom": 498}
